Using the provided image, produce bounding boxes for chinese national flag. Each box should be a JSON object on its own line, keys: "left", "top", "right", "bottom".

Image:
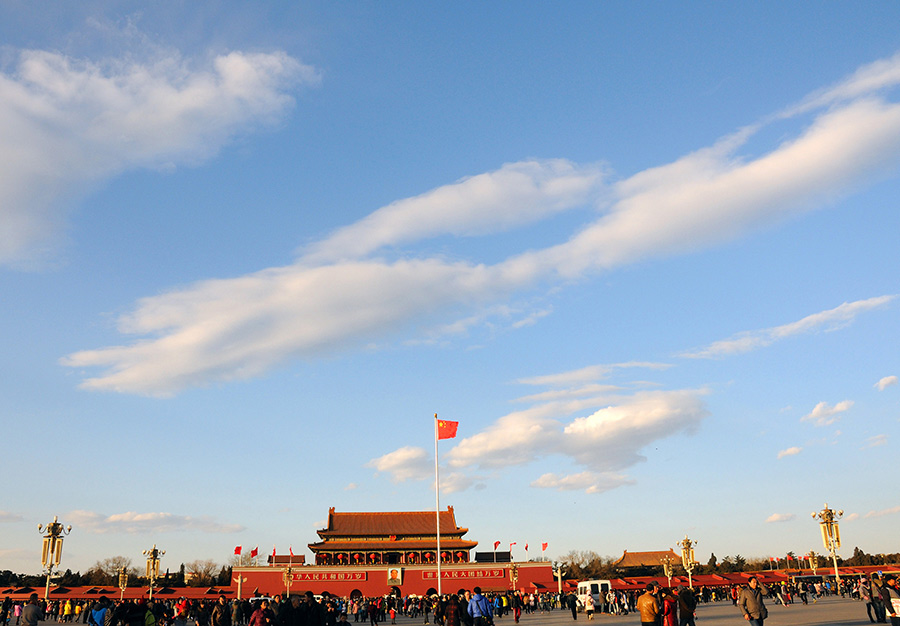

{"left": 289, "top": 546, "right": 294, "bottom": 557}
{"left": 234, "top": 546, "right": 242, "bottom": 555}
{"left": 541, "top": 542, "right": 548, "bottom": 551}
{"left": 272, "top": 546, "right": 277, "bottom": 558}
{"left": 494, "top": 541, "right": 501, "bottom": 550}
{"left": 525, "top": 543, "right": 529, "bottom": 551}
{"left": 437, "top": 420, "right": 459, "bottom": 440}
{"left": 250, "top": 546, "right": 259, "bottom": 558}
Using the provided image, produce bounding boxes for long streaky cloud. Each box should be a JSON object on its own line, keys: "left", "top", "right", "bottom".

{"left": 864, "top": 505, "right": 900, "bottom": 518}
{"left": 63, "top": 51, "right": 900, "bottom": 395}
{"left": 784, "top": 51, "right": 900, "bottom": 116}
{"left": 302, "top": 159, "right": 606, "bottom": 264}
{"left": 67, "top": 510, "right": 244, "bottom": 534}
{"left": 681, "top": 295, "right": 896, "bottom": 359}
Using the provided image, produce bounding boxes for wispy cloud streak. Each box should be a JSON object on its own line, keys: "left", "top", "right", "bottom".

{"left": 67, "top": 510, "right": 244, "bottom": 534}
{"left": 62, "top": 52, "right": 900, "bottom": 395}
{"left": 681, "top": 296, "right": 895, "bottom": 359}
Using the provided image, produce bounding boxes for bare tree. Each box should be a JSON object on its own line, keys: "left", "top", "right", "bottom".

{"left": 84, "top": 556, "right": 135, "bottom": 585}
{"left": 185, "top": 559, "right": 220, "bottom": 587}
{"left": 559, "top": 550, "right": 602, "bottom": 579}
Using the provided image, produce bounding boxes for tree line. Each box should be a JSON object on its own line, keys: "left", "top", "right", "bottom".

{"left": 0, "top": 557, "right": 232, "bottom": 588}
{"left": 556, "top": 547, "right": 900, "bottom": 579}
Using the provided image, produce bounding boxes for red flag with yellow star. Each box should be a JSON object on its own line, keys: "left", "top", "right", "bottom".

{"left": 437, "top": 419, "right": 459, "bottom": 439}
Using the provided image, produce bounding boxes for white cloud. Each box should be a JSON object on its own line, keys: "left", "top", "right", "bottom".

{"left": 876, "top": 375, "right": 898, "bottom": 390}
{"left": 344, "top": 483, "right": 358, "bottom": 491}
{"left": 0, "top": 548, "right": 32, "bottom": 561}
{"left": 0, "top": 46, "right": 315, "bottom": 267}
{"left": 67, "top": 510, "right": 244, "bottom": 534}
{"left": 63, "top": 52, "right": 900, "bottom": 395}
{"left": 63, "top": 259, "right": 510, "bottom": 396}
{"left": 302, "top": 159, "right": 607, "bottom": 264}
{"left": 777, "top": 446, "right": 802, "bottom": 459}
{"left": 766, "top": 513, "right": 796, "bottom": 523}
{"left": 441, "top": 472, "right": 479, "bottom": 494}
{"left": 681, "top": 296, "right": 896, "bottom": 358}
{"left": 370, "top": 362, "right": 708, "bottom": 494}
{"left": 502, "top": 98, "right": 900, "bottom": 281}
{"left": 512, "top": 383, "right": 623, "bottom": 405}
{"left": 801, "top": 400, "right": 853, "bottom": 426}
{"left": 366, "top": 446, "right": 432, "bottom": 483}
{"left": 784, "top": 51, "right": 900, "bottom": 116}
{"left": 864, "top": 505, "right": 900, "bottom": 518}
{"left": 511, "top": 307, "right": 554, "bottom": 329}
{"left": 865, "top": 434, "right": 888, "bottom": 448}
{"left": 558, "top": 389, "right": 709, "bottom": 471}
{"left": 516, "top": 362, "right": 671, "bottom": 387}
{"left": 446, "top": 388, "right": 708, "bottom": 483}
{"left": 363, "top": 450, "right": 478, "bottom": 493}
{"left": 531, "top": 471, "right": 634, "bottom": 494}
{"left": 444, "top": 406, "right": 565, "bottom": 470}
{"left": 0, "top": 511, "right": 23, "bottom": 522}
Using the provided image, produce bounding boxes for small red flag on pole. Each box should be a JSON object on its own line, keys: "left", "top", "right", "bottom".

{"left": 250, "top": 546, "right": 258, "bottom": 558}
{"left": 542, "top": 542, "right": 548, "bottom": 551}
{"left": 437, "top": 420, "right": 459, "bottom": 440}
{"left": 494, "top": 541, "right": 501, "bottom": 550}
{"left": 234, "top": 546, "right": 242, "bottom": 556}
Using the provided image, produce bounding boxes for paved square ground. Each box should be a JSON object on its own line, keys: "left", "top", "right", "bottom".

{"left": 484, "top": 596, "right": 879, "bottom": 626}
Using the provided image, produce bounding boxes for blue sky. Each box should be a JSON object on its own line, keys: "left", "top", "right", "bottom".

{"left": 2, "top": 2, "right": 899, "bottom": 576}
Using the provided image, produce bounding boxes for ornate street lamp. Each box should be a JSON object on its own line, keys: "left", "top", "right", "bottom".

{"left": 808, "top": 551, "right": 819, "bottom": 576}
{"left": 553, "top": 566, "right": 566, "bottom": 596}
{"left": 678, "top": 536, "right": 698, "bottom": 589}
{"left": 118, "top": 567, "right": 128, "bottom": 601}
{"left": 38, "top": 516, "right": 72, "bottom": 600}
{"left": 811, "top": 504, "right": 842, "bottom": 589}
{"left": 283, "top": 565, "right": 293, "bottom": 597}
{"left": 660, "top": 554, "right": 675, "bottom": 588}
{"left": 509, "top": 564, "right": 519, "bottom": 591}
{"left": 143, "top": 544, "right": 165, "bottom": 601}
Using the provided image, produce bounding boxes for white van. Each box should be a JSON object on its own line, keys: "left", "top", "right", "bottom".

{"left": 577, "top": 579, "right": 612, "bottom": 610}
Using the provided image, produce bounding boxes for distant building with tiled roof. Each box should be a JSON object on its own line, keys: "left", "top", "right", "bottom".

{"left": 614, "top": 549, "right": 681, "bottom": 569}
{"left": 308, "top": 506, "right": 478, "bottom": 566}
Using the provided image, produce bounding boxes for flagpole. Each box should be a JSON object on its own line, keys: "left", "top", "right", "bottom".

{"left": 434, "top": 413, "right": 442, "bottom": 596}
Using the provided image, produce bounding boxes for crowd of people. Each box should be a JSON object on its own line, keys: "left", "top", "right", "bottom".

{"left": 2, "top": 574, "right": 898, "bottom": 626}
{"left": 0, "top": 590, "right": 574, "bottom": 626}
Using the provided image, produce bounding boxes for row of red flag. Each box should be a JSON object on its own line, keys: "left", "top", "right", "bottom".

{"left": 235, "top": 542, "right": 548, "bottom": 556}
{"left": 493, "top": 541, "right": 549, "bottom": 552}
{"left": 235, "top": 546, "right": 296, "bottom": 557}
